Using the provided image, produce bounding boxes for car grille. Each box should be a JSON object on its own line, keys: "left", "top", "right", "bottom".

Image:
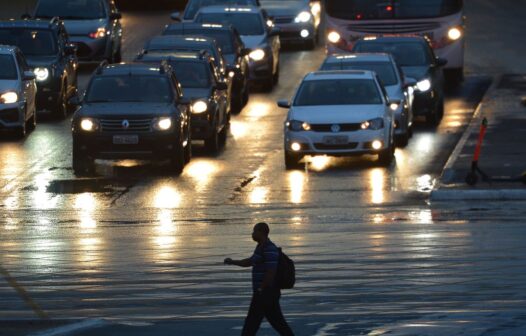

{"left": 314, "top": 142, "right": 358, "bottom": 150}
{"left": 274, "top": 16, "right": 294, "bottom": 24}
{"left": 347, "top": 21, "right": 440, "bottom": 34}
{"left": 310, "top": 123, "right": 361, "bottom": 132}
{"left": 100, "top": 118, "right": 153, "bottom": 132}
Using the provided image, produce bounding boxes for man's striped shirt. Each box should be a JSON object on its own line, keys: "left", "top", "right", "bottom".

{"left": 250, "top": 240, "right": 279, "bottom": 291}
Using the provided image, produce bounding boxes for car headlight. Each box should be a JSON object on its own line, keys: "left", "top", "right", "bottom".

{"left": 249, "top": 49, "right": 266, "bottom": 61}
{"left": 89, "top": 27, "right": 106, "bottom": 39}
{"left": 294, "top": 11, "right": 312, "bottom": 23}
{"left": 191, "top": 100, "right": 208, "bottom": 114}
{"left": 447, "top": 27, "right": 462, "bottom": 41}
{"left": 389, "top": 103, "right": 400, "bottom": 111}
{"left": 327, "top": 31, "right": 341, "bottom": 44}
{"left": 287, "top": 120, "right": 311, "bottom": 131}
{"left": 416, "top": 79, "right": 432, "bottom": 92}
{"left": 80, "top": 118, "right": 99, "bottom": 132}
{"left": 34, "top": 67, "right": 49, "bottom": 82}
{"left": 0, "top": 92, "right": 18, "bottom": 104}
{"left": 152, "top": 117, "right": 173, "bottom": 131}
{"left": 361, "top": 118, "right": 384, "bottom": 130}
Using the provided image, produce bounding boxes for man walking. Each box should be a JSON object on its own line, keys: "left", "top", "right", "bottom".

{"left": 224, "top": 222, "right": 294, "bottom": 336}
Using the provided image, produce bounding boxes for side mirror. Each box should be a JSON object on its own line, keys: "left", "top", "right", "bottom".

{"left": 23, "top": 71, "right": 36, "bottom": 81}
{"left": 110, "top": 12, "right": 122, "bottom": 20}
{"left": 269, "top": 27, "right": 281, "bottom": 37}
{"left": 215, "top": 82, "right": 228, "bottom": 91}
{"left": 404, "top": 77, "right": 417, "bottom": 88}
{"left": 277, "top": 99, "right": 290, "bottom": 108}
{"left": 170, "top": 12, "right": 182, "bottom": 22}
{"left": 435, "top": 57, "right": 448, "bottom": 67}
{"left": 64, "top": 43, "right": 77, "bottom": 56}
{"left": 68, "top": 95, "right": 81, "bottom": 106}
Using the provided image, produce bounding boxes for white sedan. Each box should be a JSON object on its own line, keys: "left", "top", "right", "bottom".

{"left": 279, "top": 70, "right": 397, "bottom": 169}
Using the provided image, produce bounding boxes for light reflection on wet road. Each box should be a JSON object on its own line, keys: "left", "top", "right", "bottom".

{"left": 3, "top": 4, "right": 525, "bottom": 336}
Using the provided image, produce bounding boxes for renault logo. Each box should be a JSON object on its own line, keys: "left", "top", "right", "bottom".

{"left": 122, "top": 120, "right": 129, "bottom": 129}
{"left": 331, "top": 124, "right": 340, "bottom": 133}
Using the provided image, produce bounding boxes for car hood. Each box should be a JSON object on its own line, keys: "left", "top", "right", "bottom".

{"left": 63, "top": 19, "right": 107, "bottom": 36}
{"left": 240, "top": 35, "right": 267, "bottom": 49}
{"left": 400, "top": 66, "right": 430, "bottom": 81}
{"left": 25, "top": 56, "right": 57, "bottom": 68}
{"left": 385, "top": 85, "right": 403, "bottom": 100}
{"left": 0, "top": 80, "right": 19, "bottom": 92}
{"left": 79, "top": 102, "right": 173, "bottom": 117}
{"left": 290, "top": 105, "right": 386, "bottom": 124}
{"left": 261, "top": 1, "right": 306, "bottom": 17}
{"left": 182, "top": 88, "right": 211, "bottom": 100}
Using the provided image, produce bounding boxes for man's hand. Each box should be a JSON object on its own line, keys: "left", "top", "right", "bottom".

{"left": 224, "top": 258, "right": 233, "bottom": 265}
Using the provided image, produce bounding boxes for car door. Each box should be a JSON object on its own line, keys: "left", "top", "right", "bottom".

{"left": 15, "top": 51, "right": 36, "bottom": 116}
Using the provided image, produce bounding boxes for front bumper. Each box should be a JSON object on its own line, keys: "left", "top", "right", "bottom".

{"left": 70, "top": 36, "right": 109, "bottom": 62}
{"left": 248, "top": 58, "right": 272, "bottom": 82}
{"left": 190, "top": 113, "right": 215, "bottom": 140}
{"left": 412, "top": 89, "right": 438, "bottom": 116}
{"left": 276, "top": 22, "right": 315, "bottom": 44}
{"left": 73, "top": 131, "right": 180, "bottom": 160}
{"left": 0, "top": 103, "right": 25, "bottom": 129}
{"left": 284, "top": 128, "right": 390, "bottom": 156}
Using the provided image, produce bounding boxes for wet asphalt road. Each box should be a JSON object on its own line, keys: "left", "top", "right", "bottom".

{"left": 1, "top": 1, "right": 526, "bottom": 335}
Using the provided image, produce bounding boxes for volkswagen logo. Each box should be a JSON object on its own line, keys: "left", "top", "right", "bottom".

{"left": 122, "top": 120, "right": 129, "bottom": 129}
{"left": 331, "top": 124, "right": 341, "bottom": 133}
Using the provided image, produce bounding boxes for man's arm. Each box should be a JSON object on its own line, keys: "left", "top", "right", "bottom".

{"left": 259, "top": 269, "right": 276, "bottom": 290}
{"left": 224, "top": 257, "right": 252, "bottom": 267}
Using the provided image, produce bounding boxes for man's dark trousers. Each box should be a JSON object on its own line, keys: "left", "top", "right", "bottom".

{"left": 241, "top": 288, "right": 294, "bottom": 336}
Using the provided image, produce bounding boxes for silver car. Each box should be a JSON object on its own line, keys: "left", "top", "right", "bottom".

{"left": 320, "top": 53, "right": 415, "bottom": 146}
{"left": 0, "top": 45, "right": 37, "bottom": 138}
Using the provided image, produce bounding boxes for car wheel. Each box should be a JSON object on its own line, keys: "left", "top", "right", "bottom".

{"left": 219, "top": 125, "right": 227, "bottom": 147}
{"left": 242, "top": 77, "right": 249, "bottom": 105}
{"left": 231, "top": 92, "right": 243, "bottom": 115}
{"left": 377, "top": 145, "right": 394, "bottom": 166}
{"left": 27, "top": 107, "right": 37, "bottom": 131}
{"left": 205, "top": 125, "right": 220, "bottom": 154}
{"left": 284, "top": 151, "right": 302, "bottom": 170}
{"left": 273, "top": 62, "right": 280, "bottom": 85}
{"left": 170, "top": 141, "right": 186, "bottom": 175}
{"left": 113, "top": 46, "right": 122, "bottom": 64}
{"left": 14, "top": 114, "right": 27, "bottom": 139}
{"left": 55, "top": 84, "right": 68, "bottom": 120}
{"left": 425, "top": 99, "right": 444, "bottom": 126}
{"left": 396, "top": 132, "right": 409, "bottom": 147}
{"left": 72, "top": 145, "right": 95, "bottom": 176}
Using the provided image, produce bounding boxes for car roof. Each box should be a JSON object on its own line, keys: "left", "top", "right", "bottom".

{"left": 356, "top": 36, "right": 428, "bottom": 44}
{"left": 324, "top": 53, "right": 393, "bottom": 63}
{"left": 304, "top": 70, "right": 377, "bottom": 81}
{"left": 0, "top": 18, "right": 59, "bottom": 30}
{"left": 147, "top": 35, "right": 216, "bottom": 48}
{"left": 0, "top": 45, "right": 18, "bottom": 54}
{"left": 139, "top": 51, "right": 210, "bottom": 62}
{"left": 165, "top": 22, "right": 232, "bottom": 32}
{"left": 97, "top": 63, "right": 170, "bottom": 76}
{"left": 196, "top": 5, "right": 261, "bottom": 14}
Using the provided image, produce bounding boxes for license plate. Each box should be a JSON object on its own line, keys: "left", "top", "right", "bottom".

{"left": 113, "top": 135, "right": 139, "bottom": 145}
{"left": 323, "top": 136, "right": 348, "bottom": 145}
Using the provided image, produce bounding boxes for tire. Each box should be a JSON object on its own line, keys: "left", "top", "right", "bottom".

{"left": 304, "top": 38, "right": 316, "bottom": 50}
{"left": 72, "top": 145, "right": 95, "bottom": 176}
{"left": 219, "top": 125, "right": 227, "bottom": 147}
{"left": 378, "top": 145, "right": 394, "bottom": 166}
{"left": 273, "top": 62, "right": 280, "bottom": 85}
{"left": 242, "top": 80, "right": 249, "bottom": 105}
{"left": 261, "top": 76, "right": 274, "bottom": 92}
{"left": 113, "top": 47, "right": 122, "bottom": 64}
{"left": 184, "top": 131, "right": 192, "bottom": 164}
{"left": 231, "top": 92, "right": 243, "bottom": 115}
{"left": 27, "top": 107, "right": 37, "bottom": 131}
{"left": 284, "top": 151, "right": 302, "bottom": 170}
{"left": 426, "top": 99, "right": 444, "bottom": 126}
{"left": 170, "top": 142, "right": 185, "bottom": 175}
{"left": 14, "top": 119, "right": 27, "bottom": 139}
{"left": 205, "top": 126, "right": 220, "bottom": 154}
{"left": 396, "top": 132, "right": 409, "bottom": 147}
{"left": 55, "top": 84, "right": 68, "bottom": 120}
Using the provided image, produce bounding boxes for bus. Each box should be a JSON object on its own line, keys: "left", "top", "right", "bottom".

{"left": 324, "top": 0, "right": 465, "bottom": 82}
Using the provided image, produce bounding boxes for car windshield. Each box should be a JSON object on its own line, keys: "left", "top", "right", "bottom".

{"left": 326, "top": 0, "right": 463, "bottom": 20}
{"left": 294, "top": 79, "right": 382, "bottom": 106}
{"left": 35, "top": 0, "right": 106, "bottom": 20}
{"left": 0, "top": 54, "right": 18, "bottom": 80}
{"left": 353, "top": 42, "right": 431, "bottom": 66}
{"left": 86, "top": 76, "right": 173, "bottom": 103}
{"left": 184, "top": 0, "right": 258, "bottom": 20}
{"left": 0, "top": 29, "right": 57, "bottom": 56}
{"left": 146, "top": 46, "right": 221, "bottom": 69}
{"left": 164, "top": 29, "right": 234, "bottom": 54}
{"left": 196, "top": 13, "right": 264, "bottom": 36}
{"left": 169, "top": 61, "right": 212, "bottom": 88}
{"left": 321, "top": 61, "right": 398, "bottom": 86}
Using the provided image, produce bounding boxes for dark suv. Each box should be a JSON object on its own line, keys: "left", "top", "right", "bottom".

{"left": 136, "top": 51, "right": 229, "bottom": 153}
{"left": 70, "top": 62, "right": 192, "bottom": 176}
{"left": 0, "top": 18, "right": 78, "bottom": 118}
{"left": 33, "top": 0, "right": 123, "bottom": 63}
{"left": 163, "top": 23, "right": 250, "bottom": 114}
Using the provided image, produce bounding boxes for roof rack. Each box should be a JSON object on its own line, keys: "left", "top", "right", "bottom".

{"left": 95, "top": 60, "right": 109, "bottom": 75}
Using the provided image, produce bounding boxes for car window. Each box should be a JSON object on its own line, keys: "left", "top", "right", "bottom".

{"left": 321, "top": 61, "right": 399, "bottom": 86}
{"left": 35, "top": 0, "right": 107, "bottom": 20}
{"left": 353, "top": 41, "right": 431, "bottom": 66}
{"left": 165, "top": 29, "right": 235, "bottom": 54}
{"left": 86, "top": 76, "right": 173, "bottom": 103}
{"left": 0, "top": 29, "right": 57, "bottom": 56}
{"left": 195, "top": 13, "right": 264, "bottom": 36}
{"left": 0, "top": 54, "right": 18, "bottom": 80}
{"left": 294, "top": 79, "right": 383, "bottom": 106}
{"left": 184, "top": 0, "right": 258, "bottom": 20}
{"left": 168, "top": 61, "right": 212, "bottom": 88}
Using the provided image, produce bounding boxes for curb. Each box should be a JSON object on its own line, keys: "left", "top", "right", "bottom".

{"left": 431, "top": 188, "right": 526, "bottom": 201}
{"left": 28, "top": 319, "right": 108, "bottom": 336}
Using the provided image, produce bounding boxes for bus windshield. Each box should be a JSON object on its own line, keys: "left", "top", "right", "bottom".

{"left": 326, "top": 0, "right": 463, "bottom": 20}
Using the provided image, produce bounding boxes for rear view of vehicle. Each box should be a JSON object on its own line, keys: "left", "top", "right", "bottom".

{"left": 70, "top": 63, "right": 192, "bottom": 176}
{"left": 280, "top": 71, "right": 396, "bottom": 169}
{"left": 325, "top": 0, "right": 464, "bottom": 82}
{"left": 33, "top": 0, "right": 123, "bottom": 63}
{"left": 171, "top": 0, "right": 260, "bottom": 22}
{"left": 0, "top": 46, "right": 37, "bottom": 138}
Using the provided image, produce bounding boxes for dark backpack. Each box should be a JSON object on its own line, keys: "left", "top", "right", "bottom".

{"left": 276, "top": 248, "right": 295, "bottom": 289}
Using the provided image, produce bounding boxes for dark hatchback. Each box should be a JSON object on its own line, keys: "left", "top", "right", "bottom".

{"left": 0, "top": 18, "right": 78, "bottom": 118}
{"left": 136, "top": 51, "right": 230, "bottom": 153}
{"left": 352, "top": 36, "right": 447, "bottom": 126}
{"left": 70, "top": 62, "right": 192, "bottom": 176}
{"left": 163, "top": 23, "right": 250, "bottom": 113}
